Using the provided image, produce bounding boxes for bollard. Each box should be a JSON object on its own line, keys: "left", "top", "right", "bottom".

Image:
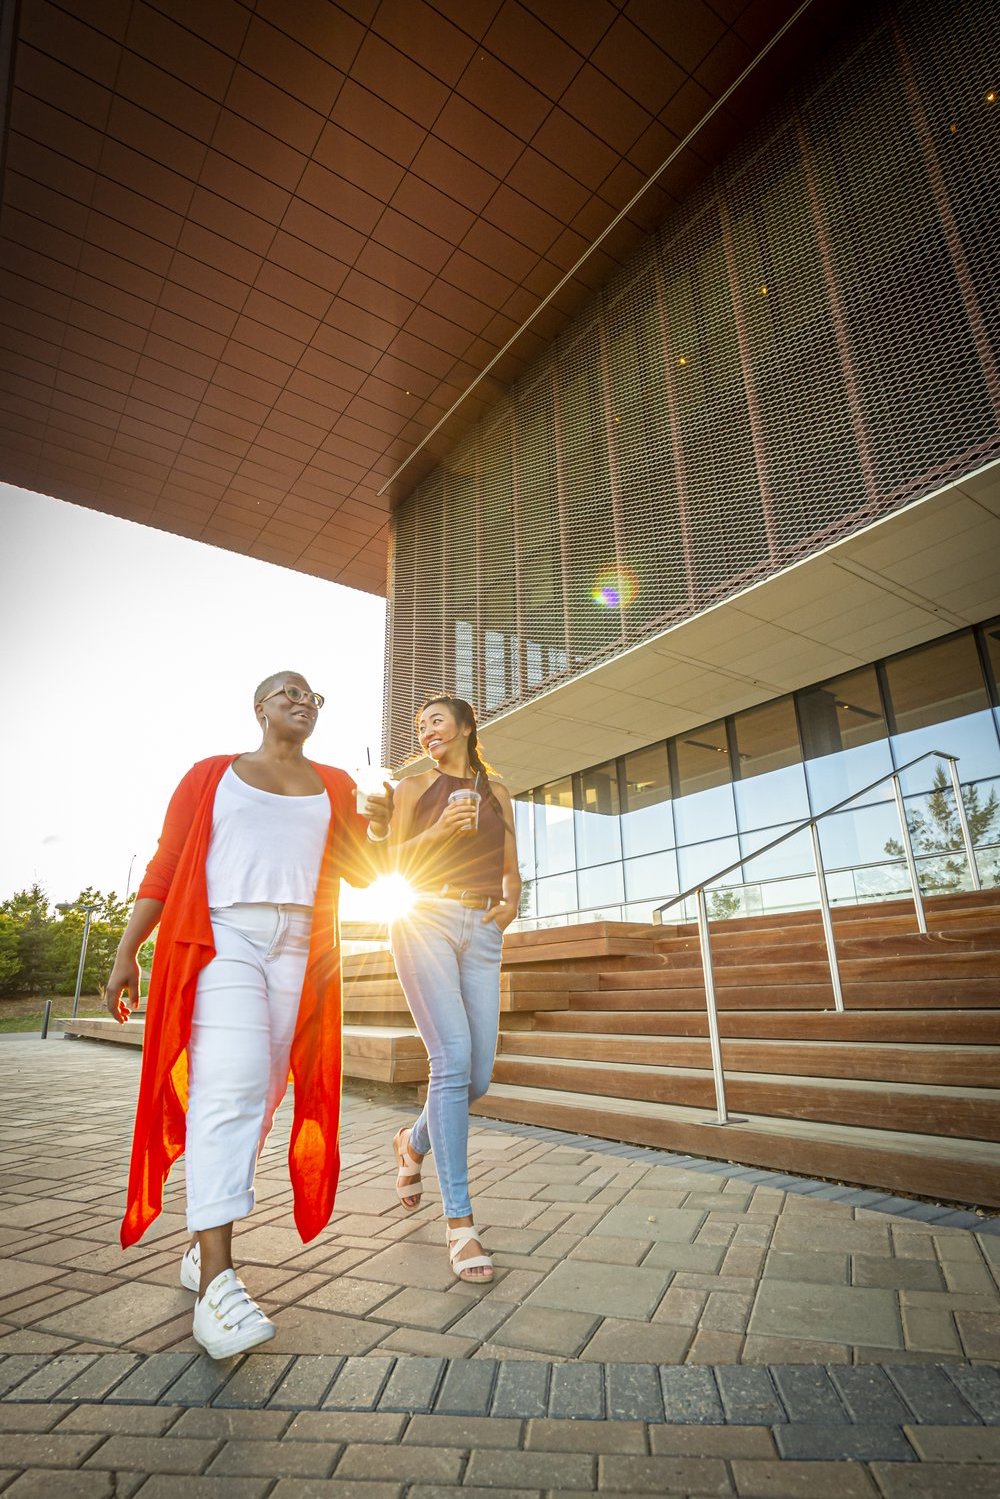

{"left": 40, "top": 999, "right": 52, "bottom": 1040}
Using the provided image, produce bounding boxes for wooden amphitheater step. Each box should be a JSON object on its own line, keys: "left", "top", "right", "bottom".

{"left": 579, "top": 977, "right": 999, "bottom": 1009}
{"left": 60, "top": 1015, "right": 429, "bottom": 1086}
{"left": 532, "top": 1007, "right": 1000, "bottom": 1044}
{"left": 654, "top": 889, "right": 1000, "bottom": 949}
{"left": 488, "top": 1054, "right": 1000, "bottom": 1141}
{"left": 656, "top": 927, "right": 1000, "bottom": 968}
{"left": 497, "top": 1029, "right": 999, "bottom": 1086}
{"left": 468, "top": 1082, "right": 1000, "bottom": 1207}
{"left": 63, "top": 1016, "right": 143, "bottom": 1047}
{"left": 343, "top": 969, "right": 577, "bottom": 1015}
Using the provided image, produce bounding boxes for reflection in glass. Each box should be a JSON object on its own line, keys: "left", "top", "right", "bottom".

{"left": 578, "top": 861, "right": 625, "bottom": 909}
{"left": 799, "top": 666, "right": 892, "bottom": 810}
{"left": 673, "top": 721, "right": 737, "bottom": 842}
{"left": 678, "top": 836, "right": 742, "bottom": 890}
{"left": 733, "top": 697, "right": 809, "bottom": 829}
{"left": 575, "top": 761, "right": 622, "bottom": 867}
{"left": 738, "top": 825, "right": 814, "bottom": 882}
{"left": 886, "top": 634, "right": 1000, "bottom": 791}
{"left": 621, "top": 743, "right": 674, "bottom": 856}
{"left": 533, "top": 778, "right": 575, "bottom": 876}
{"left": 625, "top": 849, "right": 679, "bottom": 902}
{"left": 535, "top": 871, "right": 578, "bottom": 916}
{"left": 817, "top": 802, "right": 900, "bottom": 872}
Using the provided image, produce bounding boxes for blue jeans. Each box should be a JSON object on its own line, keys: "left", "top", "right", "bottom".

{"left": 390, "top": 899, "right": 504, "bottom": 1218}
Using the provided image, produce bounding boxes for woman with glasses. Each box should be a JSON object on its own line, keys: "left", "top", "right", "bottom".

{"left": 106, "top": 672, "right": 391, "bottom": 1358}
{"left": 387, "top": 695, "right": 521, "bottom": 1283}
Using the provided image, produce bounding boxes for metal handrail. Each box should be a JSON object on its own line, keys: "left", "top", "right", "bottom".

{"left": 651, "top": 750, "right": 982, "bottom": 1126}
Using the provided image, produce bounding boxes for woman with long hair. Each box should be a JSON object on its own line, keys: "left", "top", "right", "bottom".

{"left": 106, "top": 671, "right": 390, "bottom": 1358}
{"left": 386, "top": 695, "right": 521, "bottom": 1283}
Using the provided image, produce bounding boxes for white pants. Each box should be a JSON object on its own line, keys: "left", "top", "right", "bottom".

{"left": 184, "top": 903, "right": 311, "bottom": 1232}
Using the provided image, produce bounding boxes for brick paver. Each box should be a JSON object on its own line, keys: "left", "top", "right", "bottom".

{"left": 0, "top": 1033, "right": 997, "bottom": 1493}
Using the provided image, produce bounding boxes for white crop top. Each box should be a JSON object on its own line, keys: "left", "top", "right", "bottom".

{"left": 205, "top": 765, "right": 330, "bottom": 910}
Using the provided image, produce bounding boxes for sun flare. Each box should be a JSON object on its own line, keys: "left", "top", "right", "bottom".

{"left": 347, "top": 873, "right": 415, "bottom": 925}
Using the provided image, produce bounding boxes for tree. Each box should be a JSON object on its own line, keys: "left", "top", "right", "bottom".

{"left": 0, "top": 885, "right": 52, "bottom": 995}
{"left": 0, "top": 886, "right": 135, "bottom": 997}
{"left": 884, "top": 766, "right": 998, "bottom": 893}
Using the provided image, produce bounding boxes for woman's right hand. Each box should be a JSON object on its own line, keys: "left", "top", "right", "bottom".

{"left": 106, "top": 954, "right": 141, "bottom": 1024}
{"left": 432, "top": 799, "right": 478, "bottom": 838}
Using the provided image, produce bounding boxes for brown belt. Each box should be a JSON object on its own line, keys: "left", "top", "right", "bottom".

{"left": 423, "top": 887, "right": 502, "bottom": 911}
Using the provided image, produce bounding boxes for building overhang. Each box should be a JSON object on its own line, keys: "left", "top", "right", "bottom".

{"left": 476, "top": 460, "right": 1000, "bottom": 795}
{"left": 0, "top": 0, "right": 846, "bottom": 592}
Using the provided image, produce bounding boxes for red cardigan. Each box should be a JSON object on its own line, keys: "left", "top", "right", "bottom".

{"left": 121, "top": 754, "right": 372, "bottom": 1249}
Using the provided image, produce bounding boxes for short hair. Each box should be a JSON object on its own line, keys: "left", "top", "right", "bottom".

{"left": 254, "top": 671, "right": 303, "bottom": 705}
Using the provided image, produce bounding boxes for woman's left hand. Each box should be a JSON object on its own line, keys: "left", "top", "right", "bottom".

{"left": 482, "top": 900, "right": 515, "bottom": 932}
{"left": 362, "top": 782, "right": 394, "bottom": 834}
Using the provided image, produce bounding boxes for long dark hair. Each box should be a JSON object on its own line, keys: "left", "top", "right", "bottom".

{"left": 416, "top": 695, "right": 503, "bottom": 817}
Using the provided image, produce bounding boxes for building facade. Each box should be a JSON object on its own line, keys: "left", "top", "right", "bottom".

{"left": 384, "top": 0, "right": 1000, "bottom": 924}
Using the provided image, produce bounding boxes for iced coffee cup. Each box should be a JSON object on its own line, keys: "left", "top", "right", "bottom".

{"left": 448, "top": 786, "right": 481, "bottom": 833}
{"left": 355, "top": 766, "right": 393, "bottom": 817}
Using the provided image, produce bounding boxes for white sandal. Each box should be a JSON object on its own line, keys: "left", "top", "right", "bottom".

{"left": 392, "top": 1126, "right": 423, "bottom": 1212}
{"left": 447, "top": 1225, "right": 493, "bottom": 1283}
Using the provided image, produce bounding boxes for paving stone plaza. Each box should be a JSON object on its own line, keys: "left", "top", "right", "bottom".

{"left": 1, "top": 1033, "right": 998, "bottom": 1495}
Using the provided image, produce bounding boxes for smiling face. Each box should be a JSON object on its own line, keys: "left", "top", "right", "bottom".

{"left": 255, "top": 672, "right": 320, "bottom": 741}
{"left": 416, "top": 700, "right": 469, "bottom": 763}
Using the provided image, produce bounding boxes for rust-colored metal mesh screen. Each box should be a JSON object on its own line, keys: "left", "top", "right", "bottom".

{"left": 385, "top": 0, "right": 1000, "bottom": 768}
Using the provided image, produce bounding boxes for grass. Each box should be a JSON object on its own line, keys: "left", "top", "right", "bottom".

{"left": 0, "top": 995, "right": 114, "bottom": 1034}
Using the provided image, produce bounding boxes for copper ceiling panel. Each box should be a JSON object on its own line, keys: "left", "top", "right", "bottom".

{"left": 0, "top": 0, "right": 839, "bottom": 595}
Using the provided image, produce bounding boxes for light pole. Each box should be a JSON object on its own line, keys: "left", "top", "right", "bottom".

{"left": 55, "top": 901, "right": 99, "bottom": 1021}
{"left": 124, "top": 853, "right": 137, "bottom": 902}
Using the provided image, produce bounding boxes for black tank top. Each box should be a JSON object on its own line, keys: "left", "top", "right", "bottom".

{"left": 408, "top": 774, "right": 506, "bottom": 896}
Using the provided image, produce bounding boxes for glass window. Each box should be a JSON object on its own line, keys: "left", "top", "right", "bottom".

{"left": 733, "top": 697, "right": 809, "bottom": 829}
{"left": 739, "top": 825, "right": 814, "bottom": 882}
{"left": 817, "top": 802, "right": 901, "bottom": 873}
{"left": 625, "top": 849, "right": 679, "bottom": 902}
{"left": 513, "top": 797, "right": 534, "bottom": 881}
{"left": 621, "top": 743, "right": 674, "bottom": 856}
{"left": 578, "top": 861, "right": 625, "bottom": 909}
{"left": 981, "top": 620, "right": 1000, "bottom": 703}
{"left": 535, "top": 871, "right": 578, "bottom": 917}
{"left": 677, "top": 836, "right": 742, "bottom": 891}
{"left": 672, "top": 721, "right": 737, "bottom": 842}
{"left": 533, "top": 777, "right": 575, "bottom": 876}
{"left": 886, "top": 633, "right": 989, "bottom": 733}
{"left": 575, "top": 761, "right": 622, "bottom": 867}
{"left": 799, "top": 665, "right": 893, "bottom": 812}
{"left": 885, "top": 633, "right": 1000, "bottom": 790}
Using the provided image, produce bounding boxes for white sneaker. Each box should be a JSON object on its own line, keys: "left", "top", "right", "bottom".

{"left": 179, "top": 1243, "right": 200, "bottom": 1293}
{"left": 192, "top": 1269, "right": 276, "bottom": 1360}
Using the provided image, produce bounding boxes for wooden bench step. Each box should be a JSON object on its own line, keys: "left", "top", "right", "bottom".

{"left": 468, "top": 1083, "right": 1000, "bottom": 1207}
{"left": 532, "top": 1007, "right": 1000, "bottom": 1044}
{"left": 497, "top": 1030, "right": 1000, "bottom": 1086}
{"left": 581, "top": 978, "right": 1000, "bottom": 1009}
{"left": 489, "top": 1053, "right": 1000, "bottom": 1141}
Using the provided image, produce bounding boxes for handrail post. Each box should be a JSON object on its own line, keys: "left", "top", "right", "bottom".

{"left": 947, "top": 760, "right": 982, "bottom": 891}
{"left": 891, "top": 772, "right": 927, "bottom": 935}
{"left": 695, "top": 887, "right": 730, "bottom": 1124}
{"left": 808, "top": 822, "right": 845, "bottom": 1013}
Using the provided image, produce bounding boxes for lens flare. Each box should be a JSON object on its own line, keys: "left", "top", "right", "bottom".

{"left": 592, "top": 565, "right": 639, "bottom": 609}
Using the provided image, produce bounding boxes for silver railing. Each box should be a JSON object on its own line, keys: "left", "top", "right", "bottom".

{"left": 651, "top": 751, "right": 982, "bottom": 1126}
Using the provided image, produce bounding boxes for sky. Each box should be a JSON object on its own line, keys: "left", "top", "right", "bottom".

{"left": 0, "top": 482, "right": 388, "bottom": 917}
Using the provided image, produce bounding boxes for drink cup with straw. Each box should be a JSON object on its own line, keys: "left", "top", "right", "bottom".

{"left": 448, "top": 769, "right": 481, "bottom": 833}
{"left": 356, "top": 747, "right": 394, "bottom": 816}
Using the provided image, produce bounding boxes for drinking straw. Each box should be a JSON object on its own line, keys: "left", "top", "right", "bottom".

{"left": 473, "top": 770, "right": 480, "bottom": 792}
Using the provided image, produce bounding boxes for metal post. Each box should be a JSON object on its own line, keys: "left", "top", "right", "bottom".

{"left": 891, "top": 773, "right": 927, "bottom": 935}
{"left": 695, "top": 887, "right": 731, "bottom": 1125}
{"left": 809, "top": 821, "right": 845, "bottom": 1013}
{"left": 70, "top": 908, "right": 93, "bottom": 1021}
{"left": 40, "top": 999, "right": 52, "bottom": 1040}
{"left": 947, "top": 760, "right": 982, "bottom": 892}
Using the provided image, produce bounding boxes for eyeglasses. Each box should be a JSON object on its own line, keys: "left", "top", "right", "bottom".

{"left": 259, "top": 684, "right": 325, "bottom": 710}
